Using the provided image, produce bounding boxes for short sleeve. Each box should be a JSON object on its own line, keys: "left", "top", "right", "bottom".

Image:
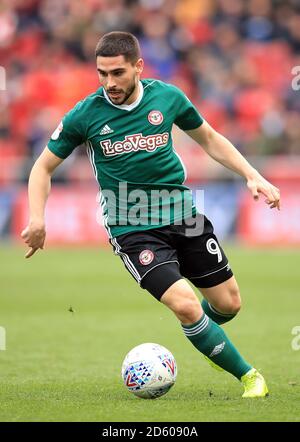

{"left": 47, "top": 106, "right": 85, "bottom": 159}
{"left": 172, "top": 86, "right": 204, "bottom": 131}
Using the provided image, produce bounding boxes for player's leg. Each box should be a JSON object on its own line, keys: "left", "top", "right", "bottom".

{"left": 199, "top": 276, "right": 241, "bottom": 325}
{"left": 158, "top": 275, "right": 268, "bottom": 397}
{"left": 172, "top": 215, "right": 268, "bottom": 396}
{"left": 158, "top": 277, "right": 252, "bottom": 380}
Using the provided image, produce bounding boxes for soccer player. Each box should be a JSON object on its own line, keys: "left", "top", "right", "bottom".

{"left": 22, "top": 32, "right": 280, "bottom": 398}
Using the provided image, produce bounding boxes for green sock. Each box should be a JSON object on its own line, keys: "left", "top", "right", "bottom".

{"left": 182, "top": 314, "right": 251, "bottom": 379}
{"left": 201, "top": 299, "right": 236, "bottom": 325}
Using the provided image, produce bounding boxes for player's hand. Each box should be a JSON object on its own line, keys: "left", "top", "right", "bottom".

{"left": 21, "top": 220, "right": 46, "bottom": 258}
{"left": 247, "top": 174, "right": 280, "bottom": 210}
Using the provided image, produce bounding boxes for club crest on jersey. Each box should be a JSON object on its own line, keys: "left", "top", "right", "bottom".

{"left": 139, "top": 250, "right": 154, "bottom": 266}
{"left": 100, "top": 132, "right": 169, "bottom": 156}
{"left": 148, "top": 110, "right": 164, "bottom": 125}
{"left": 51, "top": 121, "right": 63, "bottom": 140}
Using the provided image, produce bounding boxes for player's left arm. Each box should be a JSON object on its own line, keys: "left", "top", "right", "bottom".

{"left": 186, "top": 121, "right": 280, "bottom": 210}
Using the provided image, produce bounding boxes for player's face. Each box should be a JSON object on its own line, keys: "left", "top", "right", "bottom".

{"left": 96, "top": 55, "right": 144, "bottom": 105}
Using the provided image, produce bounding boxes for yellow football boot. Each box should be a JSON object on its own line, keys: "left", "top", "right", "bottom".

{"left": 241, "top": 368, "right": 269, "bottom": 398}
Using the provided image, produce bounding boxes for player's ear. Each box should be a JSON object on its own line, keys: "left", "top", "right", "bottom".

{"left": 136, "top": 58, "right": 144, "bottom": 74}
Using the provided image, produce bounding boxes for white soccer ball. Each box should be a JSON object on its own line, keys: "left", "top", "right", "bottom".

{"left": 121, "top": 343, "right": 177, "bottom": 399}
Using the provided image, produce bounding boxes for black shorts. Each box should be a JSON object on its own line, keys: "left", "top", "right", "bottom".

{"left": 110, "top": 215, "right": 233, "bottom": 300}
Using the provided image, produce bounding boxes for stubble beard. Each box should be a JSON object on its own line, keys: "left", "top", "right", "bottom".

{"left": 108, "top": 77, "right": 138, "bottom": 105}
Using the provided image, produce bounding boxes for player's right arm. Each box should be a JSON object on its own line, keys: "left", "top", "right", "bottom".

{"left": 22, "top": 101, "right": 85, "bottom": 258}
{"left": 21, "top": 147, "right": 64, "bottom": 258}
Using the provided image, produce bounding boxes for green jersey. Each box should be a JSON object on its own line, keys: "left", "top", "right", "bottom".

{"left": 47, "top": 79, "right": 204, "bottom": 238}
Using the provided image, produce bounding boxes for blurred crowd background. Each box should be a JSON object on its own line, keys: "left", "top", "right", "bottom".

{"left": 0, "top": 0, "right": 299, "bottom": 244}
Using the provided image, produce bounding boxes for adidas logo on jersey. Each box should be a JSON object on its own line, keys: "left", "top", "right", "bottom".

{"left": 100, "top": 125, "right": 114, "bottom": 135}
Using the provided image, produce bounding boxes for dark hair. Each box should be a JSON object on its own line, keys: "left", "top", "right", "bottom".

{"left": 95, "top": 32, "right": 141, "bottom": 64}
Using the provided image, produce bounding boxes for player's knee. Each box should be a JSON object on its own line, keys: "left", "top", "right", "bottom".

{"left": 174, "top": 297, "right": 202, "bottom": 323}
{"left": 161, "top": 281, "right": 202, "bottom": 323}
{"left": 226, "top": 286, "right": 241, "bottom": 314}
{"left": 213, "top": 286, "right": 241, "bottom": 315}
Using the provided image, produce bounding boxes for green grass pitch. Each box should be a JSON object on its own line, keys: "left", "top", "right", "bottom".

{"left": 0, "top": 245, "right": 299, "bottom": 422}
